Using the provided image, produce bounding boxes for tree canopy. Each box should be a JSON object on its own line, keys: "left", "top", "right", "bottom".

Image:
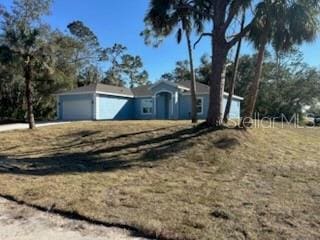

{"left": 0, "top": 0, "right": 149, "bottom": 122}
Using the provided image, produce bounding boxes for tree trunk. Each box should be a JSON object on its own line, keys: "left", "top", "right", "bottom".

{"left": 186, "top": 33, "right": 197, "bottom": 123}
{"left": 207, "top": 32, "right": 228, "bottom": 127}
{"left": 240, "top": 38, "right": 267, "bottom": 128}
{"left": 223, "top": 12, "right": 245, "bottom": 123}
{"left": 24, "top": 56, "right": 36, "bottom": 129}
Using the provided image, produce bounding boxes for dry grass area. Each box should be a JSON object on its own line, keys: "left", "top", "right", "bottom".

{"left": 0, "top": 121, "right": 319, "bottom": 240}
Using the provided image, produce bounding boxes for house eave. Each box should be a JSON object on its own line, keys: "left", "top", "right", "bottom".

{"left": 148, "top": 80, "right": 189, "bottom": 91}
{"left": 55, "top": 91, "right": 134, "bottom": 98}
{"left": 181, "top": 92, "right": 244, "bottom": 100}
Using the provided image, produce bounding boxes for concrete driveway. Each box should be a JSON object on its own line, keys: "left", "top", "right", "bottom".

{"left": 0, "top": 122, "right": 70, "bottom": 133}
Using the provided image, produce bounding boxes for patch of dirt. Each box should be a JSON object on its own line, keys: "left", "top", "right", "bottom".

{"left": 0, "top": 198, "right": 149, "bottom": 240}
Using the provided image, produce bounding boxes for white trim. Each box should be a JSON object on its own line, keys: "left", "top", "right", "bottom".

{"left": 55, "top": 91, "right": 134, "bottom": 98}
{"left": 181, "top": 92, "right": 244, "bottom": 100}
{"left": 55, "top": 91, "right": 95, "bottom": 96}
{"left": 176, "top": 85, "right": 190, "bottom": 91}
{"left": 96, "top": 91, "right": 134, "bottom": 98}
{"left": 95, "top": 94, "right": 99, "bottom": 120}
{"left": 223, "top": 92, "right": 244, "bottom": 100}
{"left": 140, "top": 98, "right": 153, "bottom": 115}
{"left": 154, "top": 90, "right": 174, "bottom": 118}
{"left": 181, "top": 92, "right": 208, "bottom": 95}
{"left": 177, "top": 85, "right": 190, "bottom": 91}
{"left": 175, "top": 91, "right": 178, "bottom": 104}
{"left": 196, "top": 97, "right": 204, "bottom": 115}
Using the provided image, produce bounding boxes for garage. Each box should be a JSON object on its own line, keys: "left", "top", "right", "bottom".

{"left": 62, "top": 99, "right": 92, "bottom": 120}
{"left": 57, "top": 93, "right": 94, "bottom": 121}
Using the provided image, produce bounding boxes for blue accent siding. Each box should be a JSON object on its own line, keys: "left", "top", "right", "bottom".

{"left": 178, "top": 94, "right": 209, "bottom": 120}
{"left": 56, "top": 82, "right": 242, "bottom": 121}
{"left": 223, "top": 98, "right": 241, "bottom": 119}
{"left": 58, "top": 94, "right": 94, "bottom": 120}
{"left": 97, "top": 94, "right": 133, "bottom": 120}
{"left": 133, "top": 97, "right": 154, "bottom": 120}
{"left": 179, "top": 94, "right": 241, "bottom": 120}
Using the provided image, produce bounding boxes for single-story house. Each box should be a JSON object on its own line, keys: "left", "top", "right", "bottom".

{"left": 56, "top": 80, "right": 243, "bottom": 121}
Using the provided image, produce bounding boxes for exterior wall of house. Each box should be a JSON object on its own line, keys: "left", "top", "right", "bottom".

{"left": 133, "top": 97, "right": 154, "bottom": 120}
{"left": 58, "top": 94, "right": 94, "bottom": 120}
{"left": 96, "top": 94, "right": 133, "bottom": 120}
{"left": 223, "top": 97, "right": 241, "bottom": 119}
{"left": 150, "top": 82, "right": 179, "bottom": 119}
{"left": 178, "top": 94, "right": 209, "bottom": 119}
{"left": 178, "top": 94, "right": 241, "bottom": 120}
{"left": 57, "top": 82, "right": 242, "bottom": 121}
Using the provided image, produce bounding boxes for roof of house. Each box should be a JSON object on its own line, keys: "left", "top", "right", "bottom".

{"left": 56, "top": 83, "right": 134, "bottom": 97}
{"left": 130, "top": 85, "right": 150, "bottom": 97}
{"left": 56, "top": 81, "right": 243, "bottom": 100}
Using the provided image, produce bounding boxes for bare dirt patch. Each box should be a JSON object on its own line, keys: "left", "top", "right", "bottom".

{"left": 0, "top": 197, "right": 148, "bottom": 240}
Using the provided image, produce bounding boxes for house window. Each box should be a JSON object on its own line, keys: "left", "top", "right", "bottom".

{"left": 196, "top": 97, "right": 203, "bottom": 115}
{"left": 141, "top": 99, "right": 153, "bottom": 114}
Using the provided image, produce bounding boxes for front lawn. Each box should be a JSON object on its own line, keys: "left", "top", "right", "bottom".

{"left": 0, "top": 121, "right": 319, "bottom": 239}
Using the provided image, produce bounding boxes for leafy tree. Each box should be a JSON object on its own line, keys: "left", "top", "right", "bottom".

{"left": 160, "top": 72, "right": 175, "bottom": 82}
{"left": 143, "top": 0, "right": 203, "bottom": 123}
{"left": 0, "top": 0, "right": 53, "bottom": 129}
{"left": 241, "top": 0, "right": 320, "bottom": 127}
{"left": 67, "top": 20, "right": 105, "bottom": 87}
{"left": 227, "top": 52, "right": 320, "bottom": 120}
{"left": 121, "top": 54, "right": 149, "bottom": 88}
{"left": 77, "top": 64, "right": 102, "bottom": 87}
{"left": 196, "top": 54, "right": 211, "bottom": 85}
{"left": 102, "top": 43, "right": 127, "bottom": 86}
{"left": 173, "top": 60, "right": 191, "bottom": 82}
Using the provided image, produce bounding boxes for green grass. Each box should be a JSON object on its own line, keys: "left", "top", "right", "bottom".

{"left": 0, "top": 121, "right": 319, "bottom": 239}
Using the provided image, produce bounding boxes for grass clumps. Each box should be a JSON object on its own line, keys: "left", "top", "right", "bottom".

{"left": 0, "top": 121, "right": 319, "bottom": 239}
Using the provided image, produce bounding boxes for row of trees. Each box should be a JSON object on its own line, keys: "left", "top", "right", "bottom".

{"left": 0, "top": 0, "right": 149, "bottom": 127}
{"left": 143, "top": 0, "right": 320, "bottom": 127}
{"left": 160, "top": 50, "right": 320, "bottom": 120}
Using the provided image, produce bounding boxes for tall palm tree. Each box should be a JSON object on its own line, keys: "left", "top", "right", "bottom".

{"left": 144, "top": 0, "right": 202, "bottom": 123}
{"left": 241, "top": 0, "right": 320, "bottom": 128}
{"left": 0, "top": 0, "right": 53, "bottom": 129}
{"left": 223, "top": 10, "right": 245, "bottom": 123}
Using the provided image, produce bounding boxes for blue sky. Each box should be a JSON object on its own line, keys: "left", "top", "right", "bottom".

{"left": 2, "top": 0, "right": 320, "bottom": 81}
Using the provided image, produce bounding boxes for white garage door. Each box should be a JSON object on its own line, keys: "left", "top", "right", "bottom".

{"left": 62, "top": 99, "right": 92, "bottom": 120}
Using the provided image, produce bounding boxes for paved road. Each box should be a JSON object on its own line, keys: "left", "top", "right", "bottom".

{"left": 0, "top": 122, "right": 71, "bottom": 132}
{"left": 0, "top": 198, "right": 148, "bottom": 240}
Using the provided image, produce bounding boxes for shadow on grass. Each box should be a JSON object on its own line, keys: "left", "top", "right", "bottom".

{"left": 0, "top": 194, "right": 186, "bottom": 240}
{"left": 10, "top": 126, "right": 178, "bottom": 157}
{"left": 0, "top": 124, "right": 221, "bottom": 176}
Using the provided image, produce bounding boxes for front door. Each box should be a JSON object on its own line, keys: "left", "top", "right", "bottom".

{"left": 156, "top": 92, "right": 171, "bottom": 119}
